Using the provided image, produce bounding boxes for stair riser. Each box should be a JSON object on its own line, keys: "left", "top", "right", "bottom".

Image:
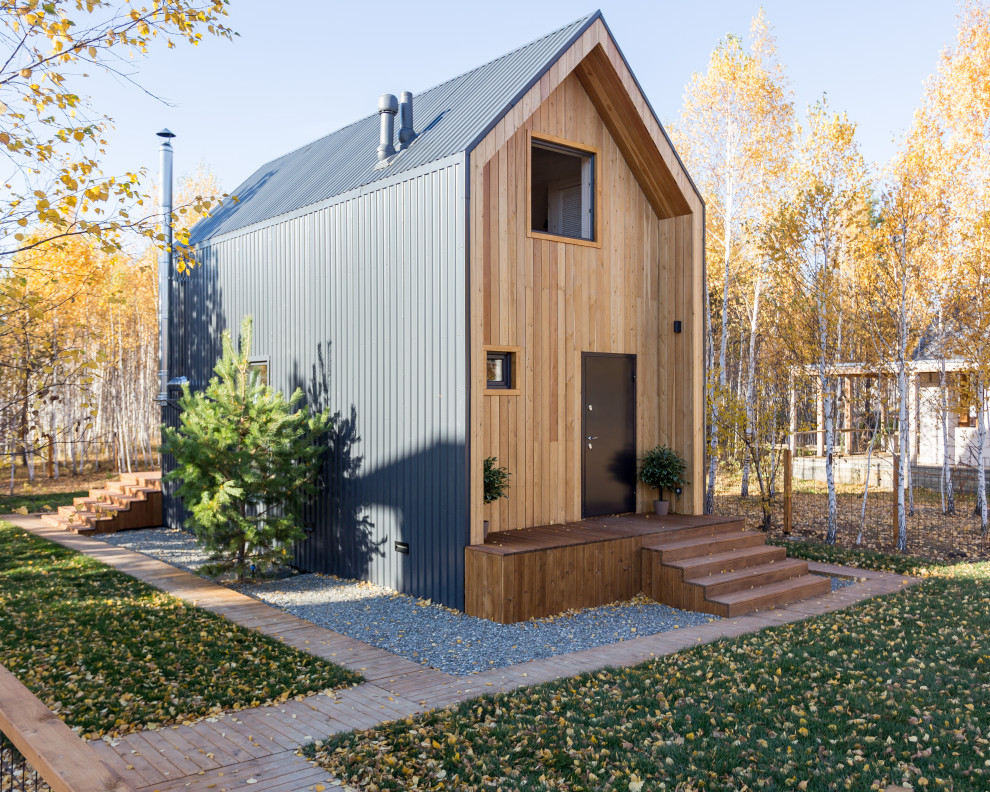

{"left": 723, "top": 577, "right": 832, "bottom": 618}
{"left": 677, "top": 547, "right": 787, "bottom": 578}
{"left": 119, "top": 472, "right": 162, "bottom": 489}
{"left": 649, "top": 520, "right": 747, "bottom": 542}
{"left": 88, "top": 489, "right": 142, "bottom": 509}
{"left": 654, "top": 532, "right": 767, "bottom": 563}
{"left": 699, "top": 561, "right": 810, "bottom": 598}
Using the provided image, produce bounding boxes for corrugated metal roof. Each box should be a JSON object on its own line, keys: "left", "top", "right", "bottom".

{"left": 190, "top": 12, "right": 599, "bottom": 243}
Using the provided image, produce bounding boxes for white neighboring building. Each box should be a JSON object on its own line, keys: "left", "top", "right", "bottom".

{"left": 915, "top": 362, "right": 988, "bottom": 468}
{"left": 793, "top": 356, "right": 989, "bottom": 469}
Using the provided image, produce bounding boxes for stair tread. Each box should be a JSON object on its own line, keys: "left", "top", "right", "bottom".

{"left": 72, "top": 510, "right": 115, "bottom": 521}
{"left": 709, "top": 575, "right": 830, "bottom": 605}
{"left": 643, "top": 530, "right": 764, "bottom": 552}
{"left": 76, "top": 498, "right": 127, "bottom": 510}
{"left": 668, "top": 544, "right": 784, "bottom": 571}
{"left": 89, "top": 489, "right": 141, "bottom": 502}
{"left": 41, "top": 514, "right": 95, "bottom": 533}
{"left": 686, "top": 558, "right": 808, "bottom": 587}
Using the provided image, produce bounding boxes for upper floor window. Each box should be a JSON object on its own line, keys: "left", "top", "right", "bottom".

{"left": 530, "top": 138, "right": 595, "bottom": 242}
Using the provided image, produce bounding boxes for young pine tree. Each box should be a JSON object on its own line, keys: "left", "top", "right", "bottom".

{"left": 163, "top": 317, "right": 332, "bottom": 582}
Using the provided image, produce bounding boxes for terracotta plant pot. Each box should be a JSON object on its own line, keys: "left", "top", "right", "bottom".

{"left": 653, "top": 499, "right": 670, "bottom": 516}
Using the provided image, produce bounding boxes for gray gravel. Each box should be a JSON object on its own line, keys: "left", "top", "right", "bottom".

{"left": 99, "top": 527, "right": 854, "bottom": 675}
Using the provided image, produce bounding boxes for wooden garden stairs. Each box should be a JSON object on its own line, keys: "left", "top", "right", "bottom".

{"left": 40, "top": 471, "right": 162, "bottom": 535}
{"left": 641, "top": 518, "right": 830, "bottom": 617}
{"left": 466, "top": 514, "right": 832, "bottom": 622}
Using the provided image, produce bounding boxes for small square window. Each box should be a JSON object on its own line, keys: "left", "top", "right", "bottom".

{"left": 487, "top": 352, "right": 513, "bottom": 390}
{"left": 249, "top": 360, "right": 268, "bottom": 388}
{"left": 531, "top": 139, "right": 594, "bottom": 241}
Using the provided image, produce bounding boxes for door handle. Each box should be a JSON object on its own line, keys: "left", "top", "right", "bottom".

{"left": 587, "top": 436, "right": 599, "bottom": 441}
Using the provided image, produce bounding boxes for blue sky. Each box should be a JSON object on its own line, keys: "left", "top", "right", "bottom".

{"left": 87, "top": 1, "right": 961, "bottom": 195}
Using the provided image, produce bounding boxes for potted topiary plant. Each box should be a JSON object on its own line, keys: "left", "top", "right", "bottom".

{"left": 482, "top": 456, "right": 510, "bottom": 539}
{"left": 638, "top": 445, "right": 686, "bottom": 515}
{"left": 483, "top": 456, "right": 510, "bottom": 504}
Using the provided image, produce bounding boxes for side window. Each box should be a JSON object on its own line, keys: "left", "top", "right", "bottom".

{"left": 485, "top": 347, "right": 520, "bottom": 395}
{"left": 249, "top": 359, "right": 269, "bottom": 388}
{"left": 957, "top": 373, "right": 976, "bottom": 427}
{"left": 530, "top": 138, "right": 595, "bottom": 242}
{"left": 487, "top": 351, "right": 513, "bottom": 390}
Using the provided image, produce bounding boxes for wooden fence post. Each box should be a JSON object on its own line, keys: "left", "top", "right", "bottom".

{"left": 892, "top": 453, "right": 900, "bottom": 547}
{"left": 783, "top": 448, "right": 792, "bottom": 535}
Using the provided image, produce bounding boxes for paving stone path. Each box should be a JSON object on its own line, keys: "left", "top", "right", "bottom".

{"left": 5, "top": 515, "right": 917, "bottom": 792}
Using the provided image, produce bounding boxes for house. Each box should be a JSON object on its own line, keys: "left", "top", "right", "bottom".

{"left": 788, "top": 331, "right": 989, "bottom": 491}
{"left": 167, "top": 12, "right": 707, "bottom": 612}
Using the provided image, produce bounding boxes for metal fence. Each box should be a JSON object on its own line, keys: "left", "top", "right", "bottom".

{"left": 0, "top": 731, "right": 48, "bottom": 792}
{"left": 713, "top": 452, "right": 990, "bottom": 560}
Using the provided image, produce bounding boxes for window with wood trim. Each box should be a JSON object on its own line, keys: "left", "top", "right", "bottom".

{"left": 530, "top": 139, "right": 594, "bottom": 241}
{"left": 486, "top": 351, "right": 513, "bottom": 390}
{"left": 957, "top": 372, "right": 977, "bottom": 427}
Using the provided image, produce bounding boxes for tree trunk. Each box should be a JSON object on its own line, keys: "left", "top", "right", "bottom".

{"left": 939, "top": 321, "right": 955, "bottom": 514}
{"left": 897, "top": 362, "right": 909, "bottom": 552}
{"left": 857, "top": 410, "right": 880, "bottom": 546}
{"left": 741, "top": 275, "right": 762, "bottom": 499}
{"left": 977, "top": 380, "right": 987, "bottom": 534}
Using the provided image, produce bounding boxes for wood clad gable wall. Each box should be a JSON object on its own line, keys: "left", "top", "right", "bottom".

{"left": 468, "top": 21, "right": 704, "bottom": 544}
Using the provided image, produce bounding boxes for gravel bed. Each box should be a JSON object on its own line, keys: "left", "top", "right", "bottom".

{"left": 99, "top": 528, "right": 855, "bottom": 675}
{"left": 827, "top": 575, "right": 857, "bottom": 592}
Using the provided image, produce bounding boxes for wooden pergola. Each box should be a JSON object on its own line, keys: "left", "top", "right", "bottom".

{"left": 788, "top": 359, "right": 970, "bottom": 459}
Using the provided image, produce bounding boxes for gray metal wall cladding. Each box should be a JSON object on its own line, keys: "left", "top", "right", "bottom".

{"left": 165, "top": 155, "right": 469, "bottom": 609}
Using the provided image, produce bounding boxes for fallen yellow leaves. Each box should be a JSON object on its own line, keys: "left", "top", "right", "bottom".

{"left": 0, "top": 522, "right": 362, "bottom": 737}
{"left": 308, "top": 562, "right": 990, "bottom": 791}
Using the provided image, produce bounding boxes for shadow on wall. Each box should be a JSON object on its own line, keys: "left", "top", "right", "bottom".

{"left": 162, "top": 251, "right": 227, "bottom": 531}
{"left": 357, "top": 439, "right": 466, "bottom": 606}
{"left": 291, "top": 341, "right": 466, "bottom": 607}
{"left": 289, "top": 343, "right": 385, "bottom": 582}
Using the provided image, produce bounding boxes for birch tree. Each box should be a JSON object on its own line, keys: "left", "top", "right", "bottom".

{"left": 859, "top": 146, "right": 935, "bottom": 550}
{"left": 921, "top": 0, "right": 990, "bottom": 530}
{"left": 762, "top": 101, "right": 870, "bottom": 544}
{"left": 671, "top": 10, "right": 794, "bottom": 509}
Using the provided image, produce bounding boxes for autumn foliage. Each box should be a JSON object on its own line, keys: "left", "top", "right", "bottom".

{"left": 677, "top": 2, "right": 990, "bottom": 546}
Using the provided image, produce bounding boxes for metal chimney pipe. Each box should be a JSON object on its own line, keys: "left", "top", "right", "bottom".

{"left": 155, "top": 128, "right": 175, "bottom": 407}
{"left": 377, "top": 93, "right": 398, "bottom": 161}
{"left": 398, "top": 91, "right": 416, "bottom": 150}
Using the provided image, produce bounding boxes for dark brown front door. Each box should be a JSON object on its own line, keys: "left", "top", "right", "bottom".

{"left": 582, "top": 353, "right": 636, "bottom": 517}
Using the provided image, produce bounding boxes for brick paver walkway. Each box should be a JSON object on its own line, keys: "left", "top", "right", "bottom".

{"left": 5, "top": 515, "right": 917, "bottom": 792}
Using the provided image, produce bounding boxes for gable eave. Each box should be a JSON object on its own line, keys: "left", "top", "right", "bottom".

{"left": 463, "top": 10, "right": 603, "bottom": 159}
{"left": 466, "top": 14, "right": 702, "bottom": 220}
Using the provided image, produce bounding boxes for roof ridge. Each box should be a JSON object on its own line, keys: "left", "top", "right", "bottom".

{"left": 226, "top": 12, "right": 599, "bottom": 177}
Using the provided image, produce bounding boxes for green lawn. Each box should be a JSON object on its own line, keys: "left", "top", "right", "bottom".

{"left": 0, "top": 521, "right": 362, "bottom": 738}
{"left": 770, "top": 537, "right": 946, "bottom": 576}
{"left": 0, "top": 490, "right": 87, "bottom": 514}
{"left": 311, "top": 563, "right": 990, "bottom": 791}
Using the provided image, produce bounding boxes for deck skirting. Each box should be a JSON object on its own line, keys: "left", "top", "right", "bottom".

{"left": 465, "top": 514, "right": 741, "bottom": 623}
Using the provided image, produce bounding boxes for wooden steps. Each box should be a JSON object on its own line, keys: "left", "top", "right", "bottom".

{"left": 40, "top": 471, "right": 162, "bottom": 535}
{"left": 466, "top": 513, "right": 833, "bottom": 622}
{"left": 641, "top": 522, "right": 830, "bottom": 617}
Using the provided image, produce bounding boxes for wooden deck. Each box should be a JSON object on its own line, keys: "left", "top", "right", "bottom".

{"left": 465, "top": 514, "right": 742, "bottom": 622}
{"left": 465, "top": 513, "right": 829, "bottom": 623}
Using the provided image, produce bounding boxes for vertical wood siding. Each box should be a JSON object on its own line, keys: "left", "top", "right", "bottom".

{"left": 468, "top": 67, "right": 703, "bottom": 542}
{"left": 166, "top": 157, "right": 469, "bottom": 609}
